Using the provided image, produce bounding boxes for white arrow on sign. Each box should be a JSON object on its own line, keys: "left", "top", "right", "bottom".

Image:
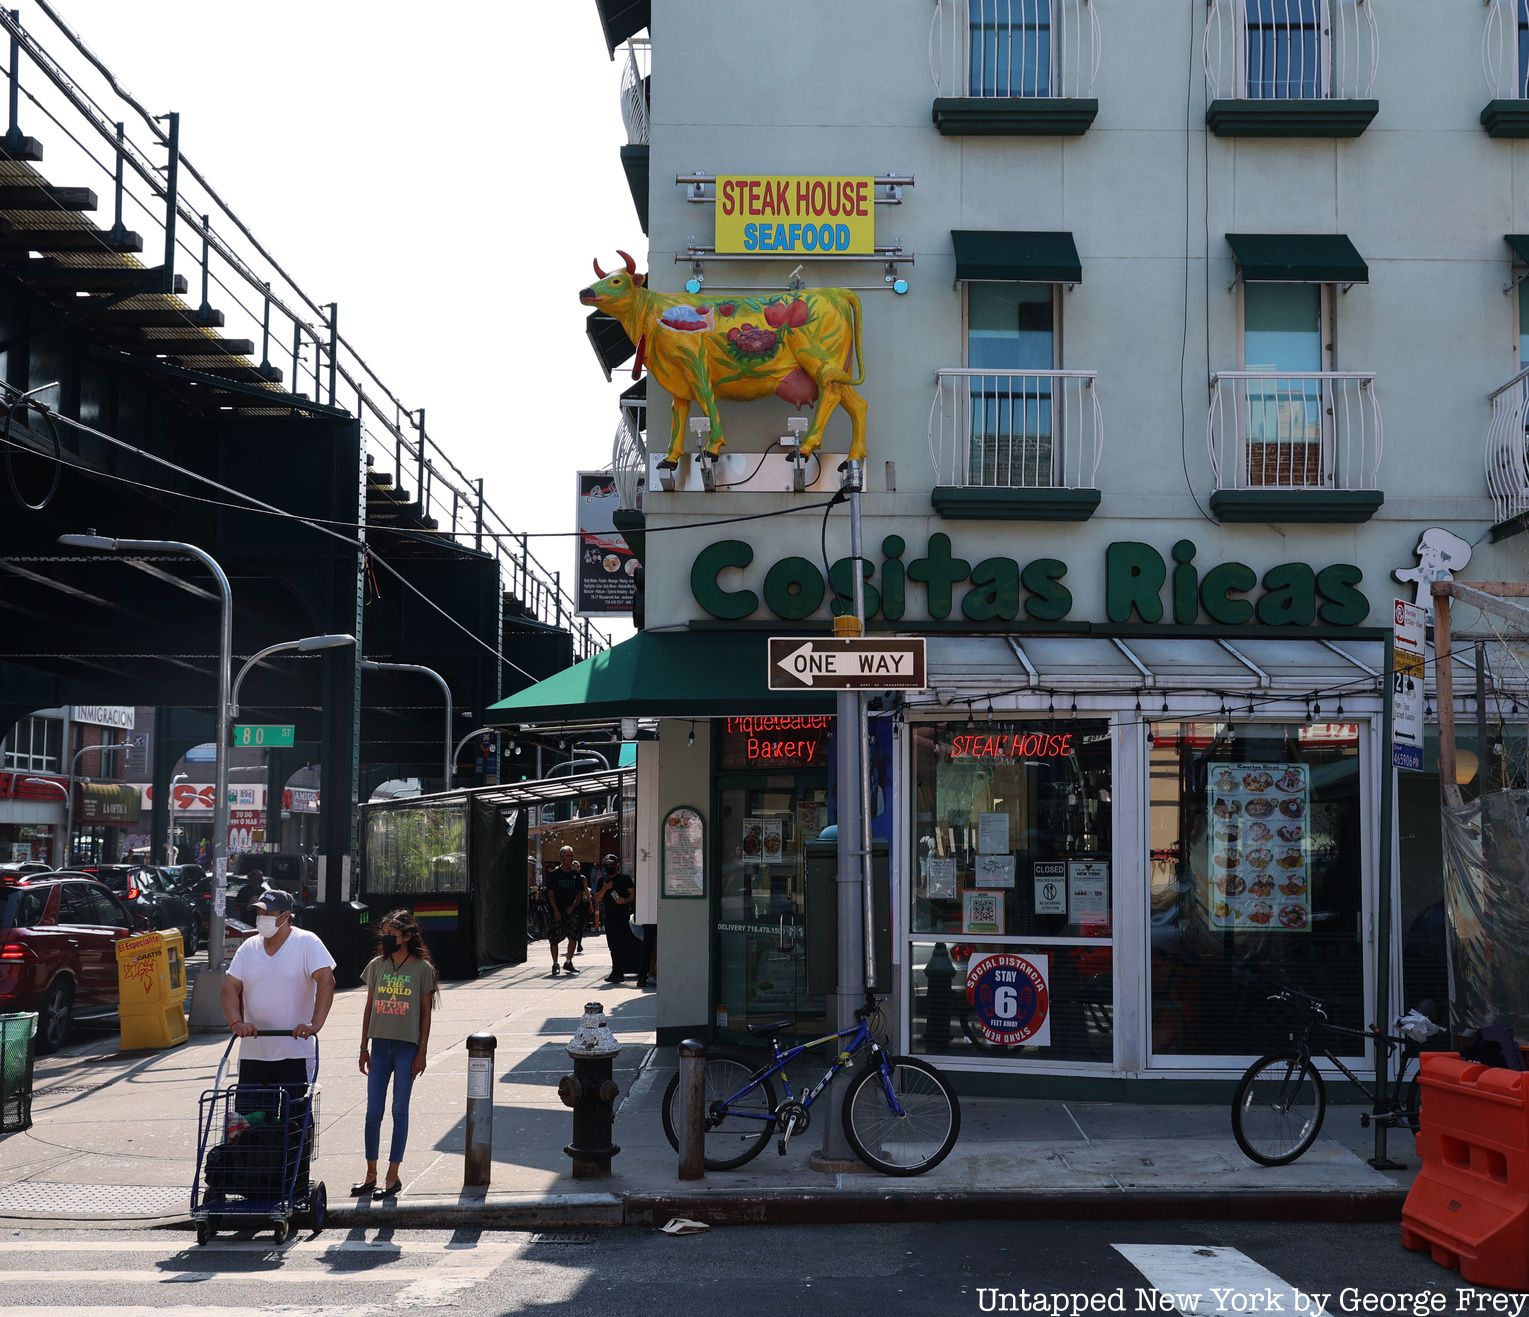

{"left": 775, "top": 642, "right": 916, "bottom": 685}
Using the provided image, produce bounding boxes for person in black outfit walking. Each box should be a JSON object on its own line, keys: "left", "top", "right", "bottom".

{"left": 593, "top": 854, "right": 636, "bottom": 983}
{"left": 544, "top": 846, "right": 588, "bottom": 976}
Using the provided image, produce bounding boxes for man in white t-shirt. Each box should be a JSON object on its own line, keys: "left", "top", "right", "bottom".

{"left": 221, "top": 889, "right": 336, "bottom": 1090}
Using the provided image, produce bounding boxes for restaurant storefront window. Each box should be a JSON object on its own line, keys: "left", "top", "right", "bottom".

{"left": 910, "top": 719, "right": 1115, "bottom": 1065}
{"left": 1147, "top": 721, "right": 1365, "bottom": 1061}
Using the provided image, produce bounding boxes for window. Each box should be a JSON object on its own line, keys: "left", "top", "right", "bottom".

{"left": 1519, "top": 279, "right": 1529, "bottom": 371}
{"left": 1, "top": 716, "right": 63, "bottom": 773}
{"left": 969, "top": 0, "right": 1052, "bottom": 97}
{"left": 965, "top": 283, "right": 1058, "bottom": 487}
{"left": 57, "top": 884, "right": 95, "bottom": 926}
{"left": 1245, "top": 0, "right": 1324, "bottom": 100}
{"left": 87, "top": 887, "right": 129, "bottom": 929}
{"left": 1241, "top": 282, "right": 1329, "bottom": 487}
{"left": 1519, "top": 0, "right": 1529, "bottom": 99}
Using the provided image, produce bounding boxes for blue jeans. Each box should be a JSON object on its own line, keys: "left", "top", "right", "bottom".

{"left": 364, "top": 1037, "right": 419, "bottom": 1164}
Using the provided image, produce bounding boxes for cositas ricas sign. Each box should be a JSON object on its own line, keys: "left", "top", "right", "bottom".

{"left": 691, "top": 536, "right": 1367, "bottom": 628}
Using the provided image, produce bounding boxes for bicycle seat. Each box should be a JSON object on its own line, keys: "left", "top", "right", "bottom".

{"left": 746, "top": 1018, "right": 794, "bottom": 1037}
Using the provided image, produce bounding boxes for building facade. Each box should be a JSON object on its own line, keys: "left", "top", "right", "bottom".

{"left": 526, "top": 0, "right": 1529, "bottom": 1092}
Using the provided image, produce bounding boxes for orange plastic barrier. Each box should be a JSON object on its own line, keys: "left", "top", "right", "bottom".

{"left": 1401, "top": 1052, "right": 1529, "bottom": 1291}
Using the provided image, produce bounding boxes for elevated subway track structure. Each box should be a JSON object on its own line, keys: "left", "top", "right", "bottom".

{"left": 0, "top": 5, "right": 601, "bottom": 878}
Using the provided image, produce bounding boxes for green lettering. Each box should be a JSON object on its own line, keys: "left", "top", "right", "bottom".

{"left": 1316, "top": 563, "right": 1368, "bottom": 626}
{"left": 690, "top": 540, "right": 756, "bottom": 620}
{"left": 1200, "top": 562, "right": 1257, "bottom": 626}
{"left": 1021, "top": 558, "right": 1071, "bottom": 622}
{"left": 880, "top": 535, "right": 906, "bottom": 621}
{"left": 829, "top": 557, "right": 881, "bottom": 619}
{"left": 1105, "top": 542, "right": 1165, "bottom": 624}
{"left": 1172, "top": 540, "right": 1199, "bottom": 625}
{"left": 962, "top": 557, "right": 1021, "bottom": 622}
{"left": 1256, "top": 562, "right": 1317, "bottom": 626}
{"left": 907, "top": 532, "right": 970, "bottom": 620}
{"left": 763, "top": 556, "right": 825, "bottom": 620}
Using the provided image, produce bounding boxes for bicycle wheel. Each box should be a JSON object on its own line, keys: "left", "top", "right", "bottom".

{"left": 661, "top": 1047, "right": 776, "bottom": 1171}
{"left": 842, "top": 1055, "right": 960, "bottom": 1176}
{"left": 1231, "top": 1050, "right": 1326, "bottom": 1166}
{"left": 1405, "top": 1074, "right": 1422, "bottom": 1135}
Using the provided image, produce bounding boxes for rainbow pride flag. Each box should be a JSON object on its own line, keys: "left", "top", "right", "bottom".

{"left": 413, "top": 900, "right": 459, "bottom": 931}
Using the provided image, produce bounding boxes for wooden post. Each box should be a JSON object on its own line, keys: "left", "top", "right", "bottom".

{"left": 677, "top": 1038, "right": 706, "bottom": 1181}
{"left": 1433, "top": 582, "right": 1461, "bottom": 808}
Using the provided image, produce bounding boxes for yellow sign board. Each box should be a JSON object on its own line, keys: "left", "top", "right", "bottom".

{"left": 715, "top": 175, "right": 875, "bottom": 256}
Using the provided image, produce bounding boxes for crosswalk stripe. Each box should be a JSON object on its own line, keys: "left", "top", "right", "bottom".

{"left": 1114, "top": 1244, "right": 1316, "bottom": 1317}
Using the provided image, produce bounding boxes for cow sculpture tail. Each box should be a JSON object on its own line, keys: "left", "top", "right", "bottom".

{"left": 844, "top": 290, "right": 865, "bottom": 386}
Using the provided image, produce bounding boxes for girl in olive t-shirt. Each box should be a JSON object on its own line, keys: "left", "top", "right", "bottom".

{"left": 353, "top": 910, "right": 438, "bottom": 1199}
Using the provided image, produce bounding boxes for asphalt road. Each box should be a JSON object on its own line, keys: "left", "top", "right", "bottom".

{"left": 0, "top": 1219, "right": 1505, "bottom": 1316}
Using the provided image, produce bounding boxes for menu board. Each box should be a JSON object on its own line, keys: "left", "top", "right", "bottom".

{"left": 1207, "top": 763, "right": 1310, "bottom": 933}
{"left": 662, "top": 806, "right": 705, "bottom": 898}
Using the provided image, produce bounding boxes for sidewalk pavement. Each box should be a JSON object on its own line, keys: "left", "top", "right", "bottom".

{"left": 0, "top": 958, "right": 1416, "bottom": 1230}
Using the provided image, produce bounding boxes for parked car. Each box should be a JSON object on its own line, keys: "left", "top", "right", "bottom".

{"left": 0, "top": 874, "right": 146, "bottom": 1052}
{"left": 173, "top": 868, "right": 260, "bottom": 947}
{"left": 0, "top": 862, "right": 51, "bottom": 880}
{"left": 66, "top": 866, "right": 198, "bottom": 955}
{"left": 231, "top": 852, "right": 316, "bottom": 904}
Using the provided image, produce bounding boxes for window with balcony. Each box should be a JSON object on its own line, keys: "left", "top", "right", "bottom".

{"left": 966, "top": 284, "right": 1057, "bottom": 488}
{"left": 930, "top": 0, "right": 1100, "bottom": 136}
{"left": 1241, "top": 283, "right": 1328, "bottom": 489}
{"left": 1, "top": 716, "right": 63, "bottom": 773}
{"left": 1205, "top": 0, "right": 1378, "bottom": 137}
{"left": 1485, "top": 241, "right": 1529, "bottom": 528}
{"left": 1483, "top": 0, "right": 1529, "bottom": 136}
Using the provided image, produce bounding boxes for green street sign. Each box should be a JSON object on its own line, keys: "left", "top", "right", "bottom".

{"left": 233, "top": 724, "right": 295, "bottom": 749}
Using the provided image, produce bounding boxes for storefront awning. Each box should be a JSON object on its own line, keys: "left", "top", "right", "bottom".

{"left": 952, "top": 230, "right": 1082, "bottom": 284}
{"left": 487, "top": 631, "right": 833, "bottom": 725}
{"left": 594, "top": 0, "right": 649, "bottom": 55}
{"left": 1226, "top": 233, "right": 1368, "bottom": 284}
{"left": 76, "top": 782, "right": 141, "bottom": 826}
{"left": 1507, "top": 235, "right": 1529, "bottom": 267}
{"left": 586, "top": 311, "right": 636, "bottom": 381}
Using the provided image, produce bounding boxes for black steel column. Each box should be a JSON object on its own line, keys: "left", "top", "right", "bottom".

{"left": 149, "top": 705, "right": 175, "bottom": 862}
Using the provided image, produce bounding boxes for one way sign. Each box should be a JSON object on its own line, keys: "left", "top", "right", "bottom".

{"left": 768, "top": 637, "right": 927, "bottom": 691}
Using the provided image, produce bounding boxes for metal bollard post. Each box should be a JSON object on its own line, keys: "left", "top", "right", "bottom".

{"left": 677, "top": 1038, "right": 706, "bottom": 1181}
{"left": 464, "top": 1032, "right": 497, "bottom": 1188}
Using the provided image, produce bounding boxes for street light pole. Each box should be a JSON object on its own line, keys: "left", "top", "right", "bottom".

{"left": 60, "top": 738, "right": 132, "bottom": 867}
{"left": 361, "top": 660, "right": 453, "bottom": 789}
{"left": 59, "top": 534, "right": 233, "bottom": 986}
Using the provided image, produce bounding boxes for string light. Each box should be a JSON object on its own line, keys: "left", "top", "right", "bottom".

{"left": 1134, "top": 690, "right": 1143, "bottom": 715}
{"left": 985, "top": 699, "right": 994, "bottom": 722}
{"left": 687, "top": 723, "right": 695, "bottom": 748}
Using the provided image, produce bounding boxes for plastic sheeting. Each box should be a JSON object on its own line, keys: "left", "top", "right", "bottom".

{"left": 1441, "top": 789, "right": 1529, "bottom": 1037}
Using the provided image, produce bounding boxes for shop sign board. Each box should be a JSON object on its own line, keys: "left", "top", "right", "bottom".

{"left": 714, "top": 176, "right": 875, "bottom": 256}
{"left": 719, "top": 715, "right": 831, "bottom": 769}
{"left": 965, "top": 952, "right": 1051, "bottom": 1047}
{"left": 1067, "top": 860, "right": 1109, "bottom": 926}
{"left": 1207, "top": 765, "right": 1310, "bottom": 932}
{"left": 1033, "top": 861, "right": 1067, "bottom": 915}
{"left": 767, "top": 637, "right": 926, "bottom": 690}
{"left": 575, "top": 471, "right": 636, "bottom": 618}
{"left": 69, "top": 705, "right": 135, "bottom": 730}
{"left": 227, "top": 808, "right": 265, "bottom": 854}
{"left": 1392, "top": 598, "right": 1426, "bottom": 773}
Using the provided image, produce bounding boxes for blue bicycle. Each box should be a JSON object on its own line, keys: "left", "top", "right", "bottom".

{"left": 660, "top": 994, "right": 960, "bottom": 1176}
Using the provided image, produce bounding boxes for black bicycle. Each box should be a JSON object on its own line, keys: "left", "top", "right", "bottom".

{"left": 1230, "top": 989, "right": 1438, "bottom": 1166}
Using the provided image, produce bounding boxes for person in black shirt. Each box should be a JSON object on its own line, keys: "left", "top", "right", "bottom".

{"left": 544, "top": 846, "right": 589, "bottom": 976}
{"left": 594, "top": 854, "right": 636, "bottom": 983}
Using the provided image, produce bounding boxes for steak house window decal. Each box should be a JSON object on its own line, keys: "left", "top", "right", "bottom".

{"left": 948, "top": 731, "right": 1075, "bottom": 761}
{"left": 719, "top": 716, "right": 833, "bottom": 770}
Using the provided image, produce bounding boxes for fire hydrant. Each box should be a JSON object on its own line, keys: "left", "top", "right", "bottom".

{"left": 558, "top": 1001, "right": 621, "bottom": 1178}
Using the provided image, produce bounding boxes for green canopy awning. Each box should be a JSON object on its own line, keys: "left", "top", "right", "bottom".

{"left": 1507, "top": 235, "right": 1529, "bottom": 266}
{"left": 76, "top": 782, "right": 141, "bottom": 826}
{"left": 952, "top": 230, "right": 1082, "bottom": 284}
{"left": 1226, "top": 233, "right": 1368, "bottom": 283}
{"left": 594, "top": 0, "right": 649, "bottom": 55}
{"left": 488, "top": 631, "right": 833, "bottom": 724}
{"left": 586, "top": 311, "right": 635, "bottom": 381}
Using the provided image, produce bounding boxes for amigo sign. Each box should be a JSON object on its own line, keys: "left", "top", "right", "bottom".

{"left": 715, "top": 175, "right": 875, "bottom": 255}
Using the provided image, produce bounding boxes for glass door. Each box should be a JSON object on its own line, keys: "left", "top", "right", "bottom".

{"left": 714, "top": 775, "right": 830, "bottom": 1039}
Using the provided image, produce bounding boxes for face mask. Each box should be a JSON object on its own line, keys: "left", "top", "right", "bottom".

{"left": 256, "top": 915, "right": 279, "bottom": 939}
{"left": 380, "top": 934, "right": 400, "bottom": 955}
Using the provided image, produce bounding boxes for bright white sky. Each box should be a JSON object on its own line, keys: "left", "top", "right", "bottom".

{"left": 50, "top": 1, "right": 638, "bottom": 640}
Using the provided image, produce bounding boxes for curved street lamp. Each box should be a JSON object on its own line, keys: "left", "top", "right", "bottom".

{"left": 361, "top": 660, "right": 452, "bottom": 789}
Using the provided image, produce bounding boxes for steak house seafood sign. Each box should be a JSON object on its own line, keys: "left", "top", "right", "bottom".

{"left": 690, "top": 536, "right": 1369, "bottom": 627}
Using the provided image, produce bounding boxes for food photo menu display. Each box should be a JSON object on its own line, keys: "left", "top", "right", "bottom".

{"left": 1206, "top": 763, "right": 1310, "bottom": 933}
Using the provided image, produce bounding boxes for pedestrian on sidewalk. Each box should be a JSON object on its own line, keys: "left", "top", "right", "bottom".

{"left": 221, "top": 888, "right": 336, "bottom": 1116}
{"left": 544, "top": 846, "right": 588, "bottom": 976}
{"left": 570, "top": 858, "right": 591, "bottom": 955}
{"left": 354, "top": 910, "right": 438, "bottom": 1200}
{"left": 592, "top": 853, "right": 637, "bottom": 982}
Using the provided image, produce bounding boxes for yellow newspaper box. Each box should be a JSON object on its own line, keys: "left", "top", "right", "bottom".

{"left": 116, "top": 929, "right": 188, "bottom": 1051}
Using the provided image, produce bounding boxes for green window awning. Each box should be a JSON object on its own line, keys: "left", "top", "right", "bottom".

{"left": 1226, "top": 233, "right": 1368, "bottom": 284}
{"left": 488, "top": 631, "right": 832, "bottom": 725}
{"left": 586, "top": 311, "right": 635, "bottom": 382}
{"left": 594, "top": 0, "right": 649, "bottom": 55}
{"left": 1506, "top": 235, "right": 1529, "bottom": 266}
{"left": 952, "top": 230, "right": 1082, "bottom": 284}
{"left": 76, "top": 782, "right": 141, "bottom": 826}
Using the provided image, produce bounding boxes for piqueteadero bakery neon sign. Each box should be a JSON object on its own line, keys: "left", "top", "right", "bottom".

{"left": 949, "top": 731, "right": 1075, "bottom": 761}
{"left": 721, "top": 716, "right": 832, "bottom": 768}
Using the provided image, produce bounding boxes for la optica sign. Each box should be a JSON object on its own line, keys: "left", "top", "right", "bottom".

{"left": 966, "top": 951, "right": 1051, "bottom": 1047}
{"left": 715, "top": 175, "right": 875, "bottom": 255}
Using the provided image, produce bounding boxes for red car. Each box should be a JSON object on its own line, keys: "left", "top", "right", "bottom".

{"left": 0, "top": 875, "right": 148, "bottom": 1053}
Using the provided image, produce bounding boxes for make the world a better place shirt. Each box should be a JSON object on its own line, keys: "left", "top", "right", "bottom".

{"left": 363, "top": 955, "right": 437, "bottom": 1047}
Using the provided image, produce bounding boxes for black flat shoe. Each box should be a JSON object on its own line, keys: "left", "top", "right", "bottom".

{"left": 373, "top": 1180, "right": 402, "bottom": 1199}
{"left": 349, "top": 1181, "right": 375, "bottom": 1197}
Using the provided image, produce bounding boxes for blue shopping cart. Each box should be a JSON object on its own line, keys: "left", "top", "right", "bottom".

{"left": 190, "top": 1030, "right": 326, "bottom": 1245}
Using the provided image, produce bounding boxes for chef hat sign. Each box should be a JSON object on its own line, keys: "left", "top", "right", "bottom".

{"left": 1393, "top": 527, "right": 1473, "bottom": 618}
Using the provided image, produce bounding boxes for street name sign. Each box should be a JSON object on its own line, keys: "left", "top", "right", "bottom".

{"left": 233, "top": 724, "right": 295, "bottom": 749}
{"left": 1392, "top": 599, "right": 1426, "bottom": 772}
{"left": 767, "top": 637, "right": 927, "bottom": 690}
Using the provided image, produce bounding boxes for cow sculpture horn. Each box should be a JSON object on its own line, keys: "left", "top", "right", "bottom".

{"left": 618, "top": 250, "right": 637, "bottom": 275}
{"left": 592, "top": 257, "right": 608, "bottom": 278}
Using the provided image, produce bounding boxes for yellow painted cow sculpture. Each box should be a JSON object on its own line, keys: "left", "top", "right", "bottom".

{"left": 579, "top": 252, "right": 867, "bottom": 469}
